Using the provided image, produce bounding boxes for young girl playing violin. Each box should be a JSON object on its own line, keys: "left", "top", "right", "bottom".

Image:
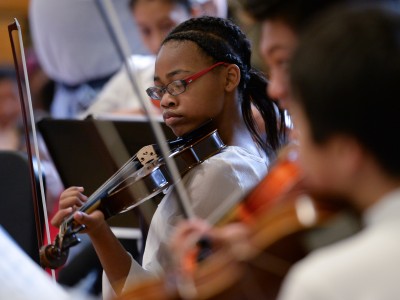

{"left": 51, "top": 16, "right": 286, "bottom": 298}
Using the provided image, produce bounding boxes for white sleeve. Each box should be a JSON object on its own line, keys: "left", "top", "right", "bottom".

{"left": 182, "top": 148, "right": 267, "bottom": 220}
{"left": 82, "top": 55, "right": 156, "bottom": 118}
{"left": 277, "top": 260, "right": 326, "bottom": 300}
{"left": 83, "top": 68, "right": 134, "bottom": 117}
{"left": 102, "top": 253, "right": 155, "bottom": 300}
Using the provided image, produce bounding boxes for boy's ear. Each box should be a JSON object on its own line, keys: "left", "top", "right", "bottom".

{"left": 224, "top": 64, "right": 241, "bottom": 92}
{"left": 330, "top": 135, "right": 364, "bottom": 177}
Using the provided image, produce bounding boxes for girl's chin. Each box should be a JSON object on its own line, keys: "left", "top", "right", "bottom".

{"left": 170, "top": 125, "right": 197, "bottom": 138}
{"left": 168, "top": 125, "right": 185, "bottom": 138}
{"left": 169, "top": 120, "right": 212, "bottom": 137}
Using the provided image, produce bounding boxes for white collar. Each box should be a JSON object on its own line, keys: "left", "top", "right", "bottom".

{"left": 364, "top": 187, "right": 400, "bottom": 226}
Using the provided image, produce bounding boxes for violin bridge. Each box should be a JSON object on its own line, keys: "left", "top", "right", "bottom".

{"left": 137, "top": 145, "right": 159, "bottom": 166}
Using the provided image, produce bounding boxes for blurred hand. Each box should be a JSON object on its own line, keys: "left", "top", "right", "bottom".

{"left": 169, "top": 218, "right": 252, "bottom": 275}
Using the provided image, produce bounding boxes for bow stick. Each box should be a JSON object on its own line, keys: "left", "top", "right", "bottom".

{"left": 8, "top": 19, "right": 55, "bottom": 280}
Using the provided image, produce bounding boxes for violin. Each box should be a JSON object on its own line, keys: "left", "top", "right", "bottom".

{"left": 115, "top": 146, "right": 353, "bottom": 300}
{"left": 40, "top": 120, "right": 226, "bottom": 269}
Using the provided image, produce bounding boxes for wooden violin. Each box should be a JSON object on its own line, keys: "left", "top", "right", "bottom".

{"left": 116, "top": 146, "right": 355, "bottom": 300}
{"left": 40, "top": 120, "right": 226, "bottom": 269}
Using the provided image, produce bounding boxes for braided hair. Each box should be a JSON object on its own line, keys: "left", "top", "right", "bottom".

{"left": 162, "top": 16, "right": 287, "bottom": 157}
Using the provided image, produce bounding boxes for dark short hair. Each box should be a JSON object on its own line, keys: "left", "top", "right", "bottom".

{"left": 241, "top": 0, "right": 346, "bottom": 33}
{"left": 290, "top": 5, "right": 400, "bottom": 176}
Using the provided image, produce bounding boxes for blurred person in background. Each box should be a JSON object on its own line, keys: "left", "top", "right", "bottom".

{"left": 0, "top": 65, "right": 62, "bottom": 214}
{"left": 83, "top": 0, "right": 199, "bottom": 118}
{"left": 29, "top": 0, "right": 148, "bottom": 119}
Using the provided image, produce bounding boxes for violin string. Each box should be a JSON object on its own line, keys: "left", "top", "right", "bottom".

{"left": 71, "top": 154, "right": 139, "bottom": 214}
{"left": 12, "top": 19, "right": 56, "bottom": 280}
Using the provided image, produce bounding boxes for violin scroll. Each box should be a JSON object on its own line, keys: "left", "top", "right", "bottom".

{"left": 40, "top": 244, "right": 69, "bottom": 270}
{"left": 39, "top": 230, "right": 81, "bottom": 269}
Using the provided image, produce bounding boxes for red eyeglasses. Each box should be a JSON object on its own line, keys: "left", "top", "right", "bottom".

{"left": 146, "top": 62, "right": 229, "bottom": 100}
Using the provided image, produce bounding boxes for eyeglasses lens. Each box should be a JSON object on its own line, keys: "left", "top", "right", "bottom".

{"left": 167, "top": 81, "right": 185, "bottom": 96}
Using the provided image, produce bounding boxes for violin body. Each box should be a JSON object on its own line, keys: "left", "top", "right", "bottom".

{"left": 102, "top": 129, "right": 226, "bottom": 216}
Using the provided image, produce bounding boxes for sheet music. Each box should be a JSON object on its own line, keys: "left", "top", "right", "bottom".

{"left": 0, "top": 226, "right": 71, "bottom": 300}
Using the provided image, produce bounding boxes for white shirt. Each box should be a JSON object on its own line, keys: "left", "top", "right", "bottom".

{"left": 103, "top": 145, "right": 269, "bottom": 299}
{"left": 278, "top": 188, "right": 400, "bottom": 300}
{"left": 82, "top": 55, "right": 156, "bottom": 118}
